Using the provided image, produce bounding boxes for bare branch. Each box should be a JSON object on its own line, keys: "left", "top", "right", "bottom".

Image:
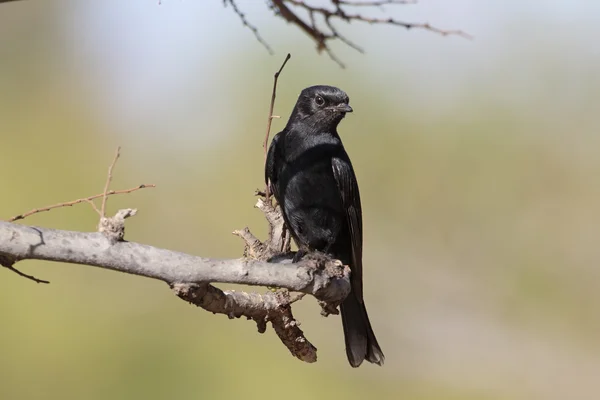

{"left": 0, "top": 220, "right": 350, "bottom": 304}
{"left": 1, "top": 139, "right": 331, "bottom": 361}
{"left": 324, "top": 18, "right": 364, "bottom": 54}
{"left": 1, "top": 138, "right": 337, "bottom": 361}
{"left": 269, "top": 0, "right": 470, "bottom": 67}
{"left": 0, "top": 217, "right": 349, "bottom": 362}
{"left": 6, "top": 184, "right": 155, "bottom": 223}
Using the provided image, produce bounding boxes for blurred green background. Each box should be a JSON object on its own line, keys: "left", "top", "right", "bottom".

{"left": 1, "top": 1, "right": 599, "bottom": 399}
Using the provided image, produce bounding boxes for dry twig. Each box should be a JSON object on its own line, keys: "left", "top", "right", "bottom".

{"left": 263, "top": 53, "right": 291, "bottom": 200}
{"left": 3, "top": 147, "right": 153, "bottom": 284}
{"left": 7, "top": 184, "right": 155, "bottom": 223}
{"left": 173, "top": 283, "right": 317, "bottom": 362}
{"left": 267, "top": 0, "right": 470, "bottom": 68}
{"left": 0, "top": 253, "right": 49, "bottom": 284}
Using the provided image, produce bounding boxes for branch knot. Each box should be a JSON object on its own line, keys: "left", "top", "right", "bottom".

{"left": 98, "top": 208, "right": 137, "bottom": 243}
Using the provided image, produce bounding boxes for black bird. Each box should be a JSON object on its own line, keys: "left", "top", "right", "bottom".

{"left": 265, "top": 85, "right": 384, "bottom": 367}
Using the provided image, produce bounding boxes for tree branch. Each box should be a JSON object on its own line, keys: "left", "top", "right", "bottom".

{"left": 0, "top": 217, "right": 350, "bottom": 362}
{"left": 173, "top": 283, "right": 317, "bottom": 362}
{"left": 0, "top": 220, "right": 349, "bottom": 302}
{"left": 268, "top": 0, "right": 470, "bottom": 68}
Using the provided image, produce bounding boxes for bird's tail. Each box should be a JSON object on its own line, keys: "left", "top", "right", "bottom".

{"left": 341, "top": 293, "right": 385, "bottom": 367}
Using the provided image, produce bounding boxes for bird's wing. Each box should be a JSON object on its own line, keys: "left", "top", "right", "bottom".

{"left": 332, "top": 154, "right": 363, "bottom": 300}
{"left": 265, "top": 132, "right": 282, "bottom": 199}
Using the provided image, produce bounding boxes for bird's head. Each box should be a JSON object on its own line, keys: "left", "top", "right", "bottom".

{"left": 288, "top": 85, "right": 353, "bottom": 129}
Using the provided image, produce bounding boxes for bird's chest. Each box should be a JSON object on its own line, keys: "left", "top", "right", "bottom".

{"left": 276, "top": 131, "right": 345, "bottom": 215}
{"left": 279, "top": 156, "right": 345, "bottom": 249}
{"left": 273, "top": 131, "right": 347, "bottom": 250}
{"left": 281, "top": 158, "right": 339, "bottom": 205}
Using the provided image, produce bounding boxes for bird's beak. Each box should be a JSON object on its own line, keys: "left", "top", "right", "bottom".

{"left": 336, "top": 104, "right": 353, "bottom": 113}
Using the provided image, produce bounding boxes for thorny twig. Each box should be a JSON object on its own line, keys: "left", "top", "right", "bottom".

{"left": 263, "top": 53, "right": 291, "bottom": 201}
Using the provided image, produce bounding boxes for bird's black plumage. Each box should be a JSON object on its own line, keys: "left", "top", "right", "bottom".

{"left": 265, "top": 85, "right": 384, "bottom": 367}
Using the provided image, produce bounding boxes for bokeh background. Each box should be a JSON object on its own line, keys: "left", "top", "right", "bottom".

{"left": 1, "top": 1, "right": 599, "bottom": 399}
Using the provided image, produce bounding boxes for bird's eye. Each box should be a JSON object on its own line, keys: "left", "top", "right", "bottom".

{"left": 315, "top": 95, "right": 325, "bottom": 106}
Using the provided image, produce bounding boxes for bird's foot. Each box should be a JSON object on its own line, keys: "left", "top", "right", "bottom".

{"left": 292, "top": 249, "right": 308, "bottom": 263}
{"left": 293, "top": 250, "right": 333, "bottom": 266}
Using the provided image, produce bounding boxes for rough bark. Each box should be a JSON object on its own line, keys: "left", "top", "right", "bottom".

{"left": 0, "top": 199, "right": 351, "bottom": 363}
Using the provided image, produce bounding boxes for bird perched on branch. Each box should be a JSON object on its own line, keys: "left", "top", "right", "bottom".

{"left": 265, "top": 85, "right": 384, "bottom": 367}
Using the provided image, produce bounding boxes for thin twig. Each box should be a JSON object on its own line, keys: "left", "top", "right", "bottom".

{"left": 269, "top": 0, "right": 470, "bottom": 68}
{"left": 7, "top": 184, "right": 155, "bottom": 222}
{"left": 5, "top": 265, "right": 49, "bottom": 284}
{"left": 263, "top": 53, "right": 291, "bottom": 200}
{"left": 287, "top": 0, "right": 472, "bottom": 38}
{"left": 101, "top": 146, "right": 121, "bottom": 218}
{"left": 325, "top": 18, "right": 364, "bottom": 54}
{"left": 85, "top": 199, "right": 102, "bottom": 216}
